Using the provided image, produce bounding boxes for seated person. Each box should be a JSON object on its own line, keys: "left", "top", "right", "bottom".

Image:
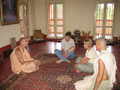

{"left": 10, "top": 37, "right": 41, "bottom": 74}
{"left": 54, "top": 31, "right": 75, "bottom": 64}
{"left": 75, "top": 39, "right": 98, "bottom": 73}
{"left": 74, "top": 38, "right": 117, "bottom": 90}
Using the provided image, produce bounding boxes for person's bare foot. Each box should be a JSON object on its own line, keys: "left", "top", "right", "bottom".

{"left": 34, "top": 60, "right": 41, "bottom": 65}
{"left": 56, "top": 60, "right": 63, "bottom": 64}
{"left": 66, "top": 60, "right": 71, "bottom": 63}
{"left": 37, "top": 61, "right": 41, "bottom": 65}
{"left": 76, "top": 69, "right": 81, "bottom": 73}
{"left": 74, "top": 64, "right": 78, "bottom": 69}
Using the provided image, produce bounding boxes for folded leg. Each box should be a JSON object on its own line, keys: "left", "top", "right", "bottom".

{"left": 77, "top": 62, "right": 94, "bottom": 73}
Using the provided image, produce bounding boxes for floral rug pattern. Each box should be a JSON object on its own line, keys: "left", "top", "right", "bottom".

{"left": 0, "top": 53, "right": 120, "bottom": 90}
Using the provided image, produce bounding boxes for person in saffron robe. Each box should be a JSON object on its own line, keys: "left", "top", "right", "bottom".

{"left": 10, "top": 37, "right": 41, "bottom": 74}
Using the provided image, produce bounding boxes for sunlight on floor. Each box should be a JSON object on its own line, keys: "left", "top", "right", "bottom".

{"left": 50, "top": 42, "right": 113, "bottom": 54}
{"left": 49, "top": 42, "right": 61, "bottom": 53}
{"left": 55, "top": 43, "right": 61, "bottom": 50}
{"left": 107, "top": 46, "right": 112, "bottom": 52}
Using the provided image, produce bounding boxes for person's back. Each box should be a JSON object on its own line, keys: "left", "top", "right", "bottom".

{"left": 93, "top": 38, "right": 117, "bottom": 90}
{"left": 103, "top": 65, "right": 109, "bottom": 80}
{"left": 97, "top": 50, "right": 116, "bottom": 81}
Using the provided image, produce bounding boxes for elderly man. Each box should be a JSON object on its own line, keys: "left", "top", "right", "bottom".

{"left": 10, "top": 37, "right": 41, "bottom": 74}
{"left": 54, "top": 31, "right": 75, "bottom": 64}
{"left": 74, "top": 38, "right": 117, "bottom": 90}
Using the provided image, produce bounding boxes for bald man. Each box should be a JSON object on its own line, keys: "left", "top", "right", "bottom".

{"left": 74, "top": 38, "right": 117, "bottom": 90}
{"left": 10, "top": 37, "right": 41, "bottom": 74}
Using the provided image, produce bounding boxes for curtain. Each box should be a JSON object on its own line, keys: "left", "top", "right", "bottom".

{"left": 18, "top": 0, "right": 30, "bottom": 39}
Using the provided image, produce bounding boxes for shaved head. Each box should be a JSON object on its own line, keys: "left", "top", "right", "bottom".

{"left": 96, "top": 38, "right": 107, "bottom": 47}
{"left": 95, "top": 38, "right": 107, "bottom": 51}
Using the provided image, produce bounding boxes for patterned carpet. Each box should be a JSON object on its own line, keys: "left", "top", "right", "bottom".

{"left": 0, "top": 53, "right": 120, "bottom": 90}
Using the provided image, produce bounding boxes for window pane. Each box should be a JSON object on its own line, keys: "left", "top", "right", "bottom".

{"left": 106, "top": 4, "right": 114, "bottom": 26}
{"left": 48, "top": 4, "right": 54, "bottom": 25}
{"left": 96, "top": 20, "right": 103, "bottom": 26}
{"left": 57, "top": 27, "right": 63, "bottom": 37}
{"left": 96, "top": 4, "right": 104, "bottom": 26}
{"left": 106, "top": 20, "right": 113, "bottom": 26}
{"left": 56, "top": 4, "right": 63, "bottom": 25}
{"left": 49, "top": 26, "right": 54, "bottom": 37}
{"left": 105, "top": 28, "right": 112, "bottom": 39}
{"left": 95, "top": 28, "right": 103, "bottom": 38}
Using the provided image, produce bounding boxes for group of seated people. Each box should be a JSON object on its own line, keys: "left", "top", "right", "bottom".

{"left": 10, "top": 31, "right": 117, "bottom": 90}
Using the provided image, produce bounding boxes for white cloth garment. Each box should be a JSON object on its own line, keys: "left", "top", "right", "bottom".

{"left": 74, "top": 50, "right": 117, "bottom": 90}
{"left": 85, "top": 47, "right": 98, "bottom": 63}
{"left": 61, "top": 38, "right": 75, "bottom": 51}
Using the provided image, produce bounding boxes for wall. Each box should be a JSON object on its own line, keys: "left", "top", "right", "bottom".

{"left": 0, "top": 0, "right": 35, "bottom": 49}
{"left": 114, "top": 0, "right": 120, "bottom": 37}
{"left": 28, "top": 0, "right": 36, "bottom": 36}
{"left": 33, "top": 0, "right": 120, "bottom": 37}
{"left": 0, "top": 0, "right": 120, "bottom": 49}
{"left": 0, "top": 24, "right": 21, "bottom": 48}
{"left": 64, "top": 0, "right": 95, "bottom": 35}
{"left": 34, "top": 0, "right": 46, "bottom": 34}
{"left": 34, "top": 0, "right": 95, "bottom": 36}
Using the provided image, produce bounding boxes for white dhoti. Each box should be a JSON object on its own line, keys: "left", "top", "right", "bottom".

{"left": 74, "top": 75, "right": 109, "bottom": 90}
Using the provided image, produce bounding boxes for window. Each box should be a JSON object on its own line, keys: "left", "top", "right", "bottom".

{"left": 47, "top": 3, "right": 64, "bottom": 38}
{"left": 95, "top": 3, "right": 114, "bottom": 39}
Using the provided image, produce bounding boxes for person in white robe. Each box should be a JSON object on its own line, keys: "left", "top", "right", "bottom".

{"left": 74, "top": 38, "right": 117, "bottom": 90}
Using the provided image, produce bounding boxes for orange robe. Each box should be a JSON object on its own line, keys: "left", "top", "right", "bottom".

{"left": 10, "top": 46, "right": 39, "bottom": 74}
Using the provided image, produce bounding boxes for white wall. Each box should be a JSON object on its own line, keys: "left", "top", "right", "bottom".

{"left": 28, "top": 0, "right": 36, "bottom": 36}
{"left": 34, "top": 0, "right": 46, "bottom": 34}
{"left": 34, "top": 0, "right": 95, "bottom": 36}
{"left": 64, "top": 0, "right": 95, "bottom": 35}
{"left": 114, "top": 0, "right": 120, "bottom": 37}
{"left": 0, "top": 24, "right": 21, "bottom": 48}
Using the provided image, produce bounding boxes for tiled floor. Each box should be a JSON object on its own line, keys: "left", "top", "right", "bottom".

{"left": 0, "top": 41, "right": 120, "bottom": 84}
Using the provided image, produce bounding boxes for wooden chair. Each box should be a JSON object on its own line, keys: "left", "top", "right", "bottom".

{"left": 10, "top": 37, "right": 16, "bottom": 50}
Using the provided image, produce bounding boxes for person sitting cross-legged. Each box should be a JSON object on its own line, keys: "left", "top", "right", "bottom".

{"left": 75, "top": 39, "right": 98, "bottom": 73}
{"left": 74, "top": 38, "right": 117, "bottom": 90}
{"left": 54, "top": 31, "right": 75, "bottom": 64}
{"left": 10, "top": 37, "right": 41, "bottom": 75}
